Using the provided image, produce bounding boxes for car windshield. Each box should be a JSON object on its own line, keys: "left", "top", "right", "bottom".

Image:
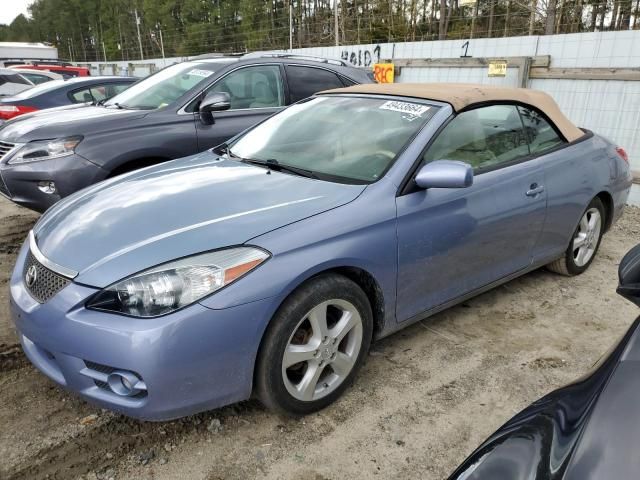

{"left": 104, "top": 62, "right": 219, "bottom": 110}
{"left": 229, "top": 96, "right": 438, "bottom": 183}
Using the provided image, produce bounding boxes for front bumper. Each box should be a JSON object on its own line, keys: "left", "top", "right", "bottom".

{"left": 10, "top": 242, "right": 276, "bottom": 421}
{"left": 0, "top": 153, "right": 107, "bottom": 212}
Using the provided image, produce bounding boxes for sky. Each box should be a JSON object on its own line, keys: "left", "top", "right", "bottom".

{"left": 0, "top": 0, "right": 31, "bottom": 26}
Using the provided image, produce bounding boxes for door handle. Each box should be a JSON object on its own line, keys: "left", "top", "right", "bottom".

{"left": 526, "top": 183, "right": 545, "bottom": 197}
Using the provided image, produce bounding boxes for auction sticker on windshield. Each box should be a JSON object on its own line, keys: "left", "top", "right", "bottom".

{"left": 188, "top": 69, "right": 214, "bottom": 78}
{"left": 379, "top": 101, "right": 430, "bottom": 117}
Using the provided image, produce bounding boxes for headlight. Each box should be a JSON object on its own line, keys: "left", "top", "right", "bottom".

{"left": 8, "top": 136, "right": 83, "bottom": 164}
{"left": 86, "top": 247, "right": 270, "bottom": 317}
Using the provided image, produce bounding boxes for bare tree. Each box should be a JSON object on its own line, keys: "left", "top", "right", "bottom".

{"left": 504, "top": 0, "right": 511, "bottom": 36}
{"left": 545, "top": 0, "right": 557, "bottom": 33}
{"left": 471, "top": 0, "right": 480, "bottom": 38}
{"left": 439, "top": 0, "right": 447, "bottom": 39}
{"left": 488, "top": 0, "right": 495, "bottom": 36}
{"left": 529, "top": 0, "right": 536, "bottom": 33}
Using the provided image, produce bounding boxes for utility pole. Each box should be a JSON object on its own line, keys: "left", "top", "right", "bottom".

{"left": 134, "top": 8, "right": 144, "bottom": 60}
{"left": 334, "top": 0, "right": 339, "bottom": 46}
{"left": 160, "top": 30, "right": 165, "bottom": 60}
{"left": 289, "top": 2, "right": 293, "bottom": 52}
{"left": 471, "top": 0, "right": 479, "bottom": 39}
{"left": 118, "top": 18, "right": 125, "bottom": 60}
{"left": 102, "top": 41, "right": 107, "bottom": 62}
{"left": 158, "top": 25, "right": 165, "bottom": 61}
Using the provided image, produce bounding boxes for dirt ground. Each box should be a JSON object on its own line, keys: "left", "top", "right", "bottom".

{"left": 1, "top": 196, "right": 639, "bottom": 480}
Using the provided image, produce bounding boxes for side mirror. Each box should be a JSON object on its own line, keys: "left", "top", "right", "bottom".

{"left": 617, "top": 244, "right": 640, "bottom": 307}
{"left": 415, "top": 160, "right": 474, "bottom": 189}
{"left": 198, "top": 91, "right": 231, "bottom": 125}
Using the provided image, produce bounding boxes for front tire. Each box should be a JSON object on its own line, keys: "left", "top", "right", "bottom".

{"left": 255, "top": 273, "right": 373, "bottom": 415}
{"left": 547, "top": 197, "right": 605, "bottom": 276}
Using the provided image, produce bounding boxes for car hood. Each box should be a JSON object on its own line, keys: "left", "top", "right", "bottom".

{"left": 0, "top": 105, "right": 147, "bottom": 143}
{"left": 34, "top": 152, "right": 366, "bottom": 288}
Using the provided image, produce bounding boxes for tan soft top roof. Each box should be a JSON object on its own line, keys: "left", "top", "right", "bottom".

{"left": 321, "top": 83, "right": 584, "bottom": 142}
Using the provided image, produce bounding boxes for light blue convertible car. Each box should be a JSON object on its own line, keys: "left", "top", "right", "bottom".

{"left": 10, "top": 83, "right": 632, "bottom": 420}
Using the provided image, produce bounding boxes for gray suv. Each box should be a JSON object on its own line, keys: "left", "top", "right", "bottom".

{"left": 0, "top": 54, "right": 373, "bottom": 212}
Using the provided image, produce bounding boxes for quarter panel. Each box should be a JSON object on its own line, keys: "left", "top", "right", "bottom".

{"left": 533, "top": 135, "right": 621, "bottom": 263}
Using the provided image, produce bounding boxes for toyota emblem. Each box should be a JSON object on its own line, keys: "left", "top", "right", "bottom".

{"left": 25, "top": 265, "right": 37, "bottom": 287}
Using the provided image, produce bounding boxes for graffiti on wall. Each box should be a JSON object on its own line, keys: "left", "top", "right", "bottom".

{"left": 340, "top": 45, "right": 382, "bottom": 67}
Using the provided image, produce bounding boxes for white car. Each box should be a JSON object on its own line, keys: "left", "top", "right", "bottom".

{"left": 8, "top": 67, "right": 63, "bottom": 84}
{"left": 0, "top": 68, "right": 33, "bottom": 96}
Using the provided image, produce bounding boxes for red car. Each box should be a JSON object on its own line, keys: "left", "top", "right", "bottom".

{"left": 11, "top": 63, "right": 90, "bottom": 79}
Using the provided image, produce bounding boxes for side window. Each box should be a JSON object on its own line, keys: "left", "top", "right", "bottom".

{"left": 285, "top": 66, "right": 345, "bottom": 102}
{"left": 69, "top": 88, "right": 94, "bottom": 103}
{"left": 90, "top": 85, "right": 108, "bottom": 102}
{"left": 423, "top": 104, "right": 530, "bottom": 172}
{"left": 23, "top": 73, "right": 50, "bottom": 84}
{"left": 211, "top": 65, "right": 284, "bottom": 110}
{"left": 53, "top": 69, "right": 78, "bottom": 78}
{"left": 518, "top": 106, "right": 565, "bottom": 154}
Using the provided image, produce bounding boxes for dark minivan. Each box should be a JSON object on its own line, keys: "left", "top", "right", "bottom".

{"left": 0, "top": 54, "right": 372, "bottom": 212}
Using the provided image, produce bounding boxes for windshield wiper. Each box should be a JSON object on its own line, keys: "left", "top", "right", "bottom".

{"left": 240, "top": 157, "right": 318, "bottom": 179}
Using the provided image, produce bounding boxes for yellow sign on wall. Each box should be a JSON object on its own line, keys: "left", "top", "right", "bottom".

{"left": 373, "top": 63, "right": 395, "bottom": 83}
{"left": 488, "top": 60, "right": 508, "bottom": 77}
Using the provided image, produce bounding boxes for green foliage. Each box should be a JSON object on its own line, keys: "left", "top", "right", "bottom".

{"left": 1, "top": 0, "right": 636, "bottom": 62}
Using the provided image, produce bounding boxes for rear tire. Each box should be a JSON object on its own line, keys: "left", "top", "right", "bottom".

{"left": 255, "top": 273, "right": 373, "bottom": 415}
{"left": 547, "top": 197, "right": 605, "bottom": 276}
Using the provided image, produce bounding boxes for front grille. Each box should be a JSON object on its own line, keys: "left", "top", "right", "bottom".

{"left": 0, "top": 173, "right": 9, "bottom": 197}
{"left": 23, "top": 250, "right": 71, "bottom": 303}
{"left": 0, "top": 141, "right": 16, "bottom": 161}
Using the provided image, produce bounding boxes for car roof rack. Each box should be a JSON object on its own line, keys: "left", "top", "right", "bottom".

{"left": 242, "top": 52, "right": 350, "bottom": 67}
{"left": 190, "top": 52, "right": 246, "bottom": 60}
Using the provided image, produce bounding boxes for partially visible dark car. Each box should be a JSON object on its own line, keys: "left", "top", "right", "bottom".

{"left": 0, "top": 54, "right": 372, "bottom": 212}
{"left": 0, "top": 76, "right": 136, "bottom": 122}
{"left": 449, "top": 243, "right": 640, "bottom": 480}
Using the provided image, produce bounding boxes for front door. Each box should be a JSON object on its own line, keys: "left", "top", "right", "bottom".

{"left": 395, "top": 104, "right": 547, "bottom": 322}
{"left": 195, "top": 64, "right": 286, "bottom": 151}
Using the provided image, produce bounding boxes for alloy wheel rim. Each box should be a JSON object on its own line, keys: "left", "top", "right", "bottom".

{"left": 282, "top": 299, "right": 363, "bottom": 402}
{"left": 572, "top": 208, "right": 602, "bottom": 267}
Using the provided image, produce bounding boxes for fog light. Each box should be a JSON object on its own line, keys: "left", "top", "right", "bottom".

{"left": 37, "top": 181, "right": 56, "bottom": 194}
{"left": 107, "top": 370, "right": 145, "bottom": 397}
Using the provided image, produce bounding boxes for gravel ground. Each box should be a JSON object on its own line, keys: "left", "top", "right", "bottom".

{"left": 0, "top": 196, "right": 638, "bottom": 480}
